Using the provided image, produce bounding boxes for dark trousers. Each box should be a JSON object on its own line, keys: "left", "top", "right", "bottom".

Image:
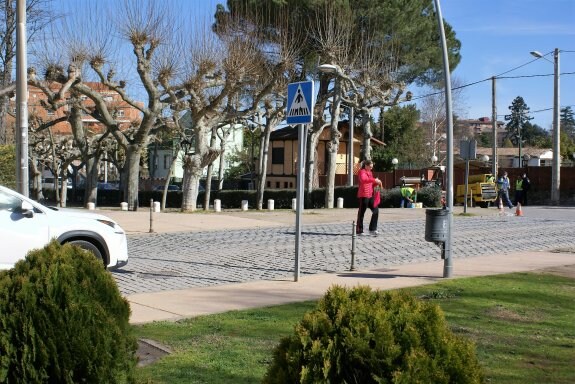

{"left": 356, "top": 197, "right": 378, "bottom": 234}
{"left": 514, "top": 190, "right": 524, "bottom": 205}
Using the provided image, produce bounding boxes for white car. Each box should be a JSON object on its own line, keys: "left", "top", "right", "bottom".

{"left": 0, "top": 185, "right": 128, "bottom": 271}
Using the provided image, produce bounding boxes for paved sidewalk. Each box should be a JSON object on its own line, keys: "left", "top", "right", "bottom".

{"left": 94, "top": 206, "right": 575, "bottom": 324}
{"left": 127, "top": 250, "right": 575, "bottom": 324}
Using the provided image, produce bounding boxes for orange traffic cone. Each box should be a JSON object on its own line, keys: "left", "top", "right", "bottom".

{"left": 515, "top": 203, "right": 523, "bottom": 216}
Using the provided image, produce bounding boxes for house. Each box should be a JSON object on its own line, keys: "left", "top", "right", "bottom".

{"left": 266, "top": 121, "right": 384, "bottom": 189}
{"left": 149, "top": 111, "right": 245, "bottom": 182}
{"left": 472, "top": 146, "right": 555, "bottom": 168}
{"left": 459, "top": 117, "right": 506, "bottom": 146}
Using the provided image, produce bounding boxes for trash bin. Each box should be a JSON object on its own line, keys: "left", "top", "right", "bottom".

{"left": 425, "top": 208, "right": 448, "bottom": 243}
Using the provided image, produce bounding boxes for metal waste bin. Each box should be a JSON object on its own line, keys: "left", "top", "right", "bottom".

{"left": 425, "top": 208, "right": 448, "bottom": 243}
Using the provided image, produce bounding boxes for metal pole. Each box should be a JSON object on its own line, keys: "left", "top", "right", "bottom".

{"left": 551, "top": 48, "right": 560, "bottom": 205}
{"left": 294, "top": 123, "right": 306, "bottom": 282}
{"left": 350, "top": 221, "right": 356, "bottom": 271}
{"left": 16, "top": 0, "right": 28, "bottom": 196}
{"left": 434, "top": 0, "right": 454, "bottom": 278}
{"left": 347, "top": 107, "right": 354, "bottom": 186}
{"left": 491, "top": 76, "right": 498, "bottom": 177}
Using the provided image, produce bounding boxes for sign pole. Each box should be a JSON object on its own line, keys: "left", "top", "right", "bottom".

{"left": 294, "top": 123, "right": 308, "bottom": 281}
{"left": 286, "top": 80, "right": 314, "bottom": 282}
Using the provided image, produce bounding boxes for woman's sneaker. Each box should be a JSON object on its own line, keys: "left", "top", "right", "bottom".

{"left": 369, "top": 230, "right": 379, "bottom": 236}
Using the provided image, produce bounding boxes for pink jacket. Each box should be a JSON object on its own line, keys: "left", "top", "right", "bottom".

{"left": 357, "top": 168, "right": 378, "bottom": 198}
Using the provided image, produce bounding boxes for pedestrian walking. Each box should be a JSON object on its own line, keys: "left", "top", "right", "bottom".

{"left": 356, "top": 160, "right": 382, "bottom": 236}
{"left": 497, "top": 171, "right": 513, "bottom": 209}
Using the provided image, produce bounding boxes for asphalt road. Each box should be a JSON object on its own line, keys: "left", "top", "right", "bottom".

{"left": 112, "top": 206, "right": 575, "bottom": 296}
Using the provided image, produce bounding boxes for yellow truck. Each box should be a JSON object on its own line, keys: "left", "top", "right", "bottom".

{"left": 456, "top": 174, "right": 497, "bottom": 208}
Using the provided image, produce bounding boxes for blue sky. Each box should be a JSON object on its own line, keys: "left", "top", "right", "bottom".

{"left": 52, "top": 0, "right": 574, "bottom": 130}
{"left": 200, "top": 0, "right": 575, "bottom": 129}
{"left": 433, "top": 0, "right": 575, "bottom": 129}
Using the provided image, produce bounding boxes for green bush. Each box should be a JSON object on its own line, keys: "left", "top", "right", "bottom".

{"left": 0, "top": 241, "right": 137, "bottom": 383}
{"left": 263, "top": 286, "right": 484, "bottom": 384}
{"left": 0, "top": 145, "right": 16, "bottom": 189}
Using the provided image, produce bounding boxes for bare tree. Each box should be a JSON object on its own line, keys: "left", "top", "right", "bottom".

{"left": 0, "top": 0, "right": 57, "bottom": 144}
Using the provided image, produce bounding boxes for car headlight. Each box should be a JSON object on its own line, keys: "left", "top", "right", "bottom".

{"left": 97, "top": 219, "right": 120, "bottom": 230}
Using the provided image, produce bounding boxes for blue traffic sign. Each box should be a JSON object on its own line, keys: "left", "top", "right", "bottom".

{"left": 287, "top": 81, "right": 314, "bottom": 124}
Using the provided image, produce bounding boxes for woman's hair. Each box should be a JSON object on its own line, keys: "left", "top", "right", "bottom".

{"left": 361, "top": 159, "right": 373, "bottom": 169}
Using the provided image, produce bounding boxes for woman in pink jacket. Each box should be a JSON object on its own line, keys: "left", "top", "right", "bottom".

{"left": 356, "top": 159, "right": 382, "bottom": 236}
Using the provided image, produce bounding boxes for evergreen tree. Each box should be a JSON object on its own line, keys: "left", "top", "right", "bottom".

{"left": 505, "top": 96, "right": 533, "bottom": 147}
{"left": 561, "top": 106, "right": 575, "bottom": 140}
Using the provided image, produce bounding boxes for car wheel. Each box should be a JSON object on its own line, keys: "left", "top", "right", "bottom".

{"left": 68, "top": 240, "right": 104, "bottom": 265}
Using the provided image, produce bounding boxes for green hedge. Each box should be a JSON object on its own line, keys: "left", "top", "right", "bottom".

{"left": 0, "top": 145, "right": 16, "bottom": 189}
{"left": 263, "top": 286, "right": 484, "bottom": 384}
{"left": 0, "top": 241, "right": 137, "bottom": 383}
{"left": 60, "top": 185, "right": 443, "bottom": 210}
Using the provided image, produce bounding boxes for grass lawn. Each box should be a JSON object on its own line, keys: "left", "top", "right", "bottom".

{"left": 132, "top": 269, "right": 575, "bottom": 384}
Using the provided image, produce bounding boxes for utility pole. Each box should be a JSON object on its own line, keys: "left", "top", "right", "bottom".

{"left": 491, "top": 76, "right": 498, "bottom": 177}
{"left": 15, "top": 0, "right": 28, "bottom": 196}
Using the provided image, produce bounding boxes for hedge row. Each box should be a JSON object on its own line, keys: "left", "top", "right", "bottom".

{"left": 62, "top": 185, "right": 443, "bottom": 210}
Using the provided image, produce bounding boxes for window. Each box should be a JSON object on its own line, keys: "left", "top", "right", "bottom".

{"left": 116, "top": 109, "right": 125, "bottom": 118}
{"left": 284, "top": 182, "right": 289, "bottom": 188}
{"left": 275, "top": 182, "right": 280, "bottom": 188}
{"left": 163, "top": 154, "right": 172, "bottom": 169}
{"left": 47, "top": 109, "right": 55, "bottom": 116}
{"left": 272, "top": 147, "right": 284, "bottom": 164}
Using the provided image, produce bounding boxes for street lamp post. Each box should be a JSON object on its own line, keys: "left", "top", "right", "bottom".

{"left": 391, "top": 158, "right": 398, "bottom": 187}
{"left": 347, "top": 107, "right": 354, "bottom": 186}
{"left": 531, "top": 48, "right": 560, "bottom": 205}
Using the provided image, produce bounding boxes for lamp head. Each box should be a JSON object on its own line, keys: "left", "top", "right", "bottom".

{"left": 391, "top": 158, "right": 398, "bottom": 165}
{"left": 530, "top": 50, "right": 543, "bottom": 58}
{"left": 318, "top": 64, "right": 338, "bottom": 74}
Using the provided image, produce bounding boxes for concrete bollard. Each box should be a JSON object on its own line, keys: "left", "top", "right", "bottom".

{"left": 87, "top": 202, "right": 95, "bottom": 210}
{"left": 267, "top": 199, "right": 275, "bottom": 211}
{"left": 241, "top": 200, "right": 248, "bottom": 211}
{"left": 214, "top": 199, "right": 221, "bottom": 212}
{"left": 337, "top": 197, "right": 344, "bottom": 208}
{"left": 120, "top": 202, "right": 128, "bottom": 211}
{"left": 153, "top": 201, "right": 161, "bottom": 212}
{"left": 292, "top": 198, "right": 297, "bottom": 211}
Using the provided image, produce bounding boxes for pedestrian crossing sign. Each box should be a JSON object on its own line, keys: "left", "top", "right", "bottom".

{"left": 287, "top": 81, "right": 314, "bottom": 124}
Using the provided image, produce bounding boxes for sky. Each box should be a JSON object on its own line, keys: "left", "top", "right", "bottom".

{"left": 192, "top": 0, "right": 575, "bottom": 130}
{"left": 51, "top": 0, "right": 574, "bottom": 131}
{"left": 428, "top": 0, "right": 575, "bottom": 129}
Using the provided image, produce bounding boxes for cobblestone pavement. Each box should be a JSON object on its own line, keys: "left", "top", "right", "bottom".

{"left": 113, "top": 214, "right": 575, "bottom": 296}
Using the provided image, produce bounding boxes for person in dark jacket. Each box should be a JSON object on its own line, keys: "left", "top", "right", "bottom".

{"left": 521, "top": 173, "right": 531, "bottom": 205}
{"left": 356, "top": 160, "right": 382, "bottom": 236}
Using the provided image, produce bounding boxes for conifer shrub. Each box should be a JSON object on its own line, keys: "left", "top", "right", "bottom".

{"left": 263, "top": 286, "right": 484, "bottom": 384}
{"left": 0, "top": 241, "right": 137, "bottom": 383}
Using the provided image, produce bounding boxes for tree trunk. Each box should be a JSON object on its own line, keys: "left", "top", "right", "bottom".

{"left": 204, "top": 126, "right": 218, "bottom": 210}
{"left": 361, "top": 109, "right": 373, "bottom": 161}
{"left": 256, "top": 125, "right": 271, "bottom": 210}
{"left": 124, "top": 144, "right": 141, "bottom": 211}
{"left": 84, "top": 156, "right": 99, "bottom": 207}
{"left": 181, "top": 154, "right": 203, "bottom": 211}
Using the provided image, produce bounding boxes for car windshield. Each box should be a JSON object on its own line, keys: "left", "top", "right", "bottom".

{"left": 0, "top": 189, "right": 21, "bottom": 212}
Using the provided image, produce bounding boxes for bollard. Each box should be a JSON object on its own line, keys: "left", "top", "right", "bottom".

{"left": 337, "top": 197, "right": 344, "bottom": 209}
{"left": 153, "top": 201, "right": 160, "bottom": 213}
{"left": 120, "top": 202, "right": 128, "bottom": 211}
{"left": 149, "top": 199, "right": 154, "bottom": 233}
{"left": 87, "top": 202, "right": 95, "bottom": 210}
{"left": 214, "top": 199, "right": 221, "bottom": 212}
{"left": 267, "top": 199, "right": 275, "bottom": 211}
{"left": 292, "top": 198, "right": 297, "bottom": 211}
{"left": 350, "top": 221, "right": 356, "bottom": 271}
{"left": 241, "top": 200, "right": 248, "bottom": 211}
